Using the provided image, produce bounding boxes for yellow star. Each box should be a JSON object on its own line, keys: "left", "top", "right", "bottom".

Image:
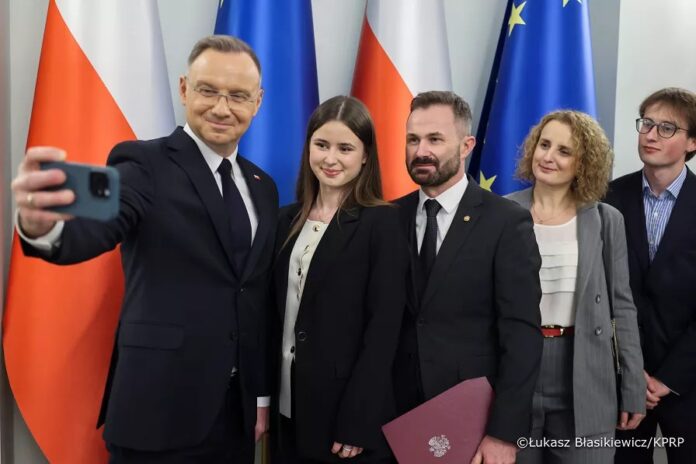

{"left": 508, "top": 1, "right": 527, "bottom": 36}
{"left": 563, "top": 0, "right": 581, "bottom": 6}
{"left": 479, "top": 172, "right": 497, "bottom": 191}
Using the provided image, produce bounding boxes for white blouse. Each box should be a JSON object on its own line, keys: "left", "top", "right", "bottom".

{"left": 534, "top": 217, "right": 579, "bottom": 327}
{"left": 279, "top": 219, "right": 328, "bottom": 418}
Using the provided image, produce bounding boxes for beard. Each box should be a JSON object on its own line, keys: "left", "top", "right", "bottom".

{"left": 407, "top": 149, "right": 461, "bottom": 187}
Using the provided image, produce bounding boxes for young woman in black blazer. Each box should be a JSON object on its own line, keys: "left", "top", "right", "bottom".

{"left": 272, "top": 96, "right": 408, "bottom": 463}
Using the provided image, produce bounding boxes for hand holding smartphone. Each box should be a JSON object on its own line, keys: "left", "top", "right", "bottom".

{"left": 40, "top": 161, "right": 120, "bottom": 221}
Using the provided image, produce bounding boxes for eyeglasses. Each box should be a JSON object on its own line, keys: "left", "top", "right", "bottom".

{"left": 636, "top": 118, "right": 688, "bottom": 139}
{"left": 187, "top": 79, "right": 260, "bottom": 108}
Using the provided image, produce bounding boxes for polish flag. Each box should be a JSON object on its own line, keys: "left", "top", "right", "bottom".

{"left": 352, "top": 0, "right": 452, "bottom": 200}
{"left": 3, "top": 1, "right": 174, "bottom": 462}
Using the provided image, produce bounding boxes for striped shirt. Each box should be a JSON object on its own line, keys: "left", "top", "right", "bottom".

{"left": 642, "top": 166, "right": 687, "bottom": 261}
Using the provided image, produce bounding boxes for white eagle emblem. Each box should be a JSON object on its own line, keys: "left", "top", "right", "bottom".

{"left": 428, "top": 434, "right": 451, "bottom": 458}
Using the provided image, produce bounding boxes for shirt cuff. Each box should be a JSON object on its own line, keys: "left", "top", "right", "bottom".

{"left": 257, "top": 396, "right": 271, "bottom": 407}
{"left": 15, "top": 210, "right": 64, "bottom": 251}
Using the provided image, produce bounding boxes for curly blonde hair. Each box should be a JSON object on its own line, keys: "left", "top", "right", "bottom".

{"left": 515, "top": 110, "right": 613, "bottom": 204}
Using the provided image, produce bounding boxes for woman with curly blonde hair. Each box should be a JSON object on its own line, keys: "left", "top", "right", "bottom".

{"left": 507, "top": 110, "right": 646, "bottom": 463}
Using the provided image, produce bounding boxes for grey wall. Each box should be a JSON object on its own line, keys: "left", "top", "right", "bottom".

{"left": 589, "top": 0, "right": 620, "bottom": 144}
{"left": 1, "top": 0, "right": 13, "bottom": 462}
{"left": 5, "top": 1, "right": 49, "bottom": 460}
{"left": 612, "top": 0, "right": 696, "bottom": 176}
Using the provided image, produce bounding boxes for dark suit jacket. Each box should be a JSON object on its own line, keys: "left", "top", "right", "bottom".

{"left": 272, "top": 203, "right": 408, "bottom": 462}
{"left": 393, "top": 177, "right": 543, "bottom": 444}
{"left": 21, "top": 127, "right": 279, "bottom": 451}
{"left": 605, "top": 168, "right": 696, "bottom": 396}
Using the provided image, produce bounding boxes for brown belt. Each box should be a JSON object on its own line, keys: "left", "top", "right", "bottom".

{"left": 541, "top": 325, "right": 574, "bottom": 338}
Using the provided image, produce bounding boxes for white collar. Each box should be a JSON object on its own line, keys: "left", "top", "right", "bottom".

{"left": 183, "top": 123, "right": 239, "bottom": 173}
{"left": 417, "top": 174, "right": 469, "bottom": 214}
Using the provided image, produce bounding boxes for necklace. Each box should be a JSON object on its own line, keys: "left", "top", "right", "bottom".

{"left": 531, "top": 202, "right": 573, "bottom": 224}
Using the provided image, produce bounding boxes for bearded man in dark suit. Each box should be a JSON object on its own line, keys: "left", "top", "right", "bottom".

{"left": 393, "top": 90, "right": 543, "bottom": 464}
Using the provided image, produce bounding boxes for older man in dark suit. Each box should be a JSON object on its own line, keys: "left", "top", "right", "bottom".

{"left": 12, "top": 36, "right": 277, "bottom": 463}
{"left": 393, "top": 90, "right": 543, "bottom": 464}
{"left": 606, "top": 87, "right": 696, "bottom": 464}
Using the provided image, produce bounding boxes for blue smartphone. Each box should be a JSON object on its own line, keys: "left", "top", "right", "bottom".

{"left": 40, "top": 161, "right": 120, "bottom": 221}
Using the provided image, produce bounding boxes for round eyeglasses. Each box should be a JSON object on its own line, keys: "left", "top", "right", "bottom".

{"left": 636, "top": 118, "right": 688, "bottom": 139}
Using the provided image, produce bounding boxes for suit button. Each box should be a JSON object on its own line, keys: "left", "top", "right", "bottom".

{"left": 239, "top": 287, "right": 245, "bottom": 293}
{"left": 297, "top": 331, "right": 307, "bottom": 342}
{"left": 595, "top": 294, "right": 601, "bottom": 304}
{"left": 417, "top": 318, "right": 426, "bottom": 326}
{"left": 595, "top": 327, "right": 603, "bottom": 336}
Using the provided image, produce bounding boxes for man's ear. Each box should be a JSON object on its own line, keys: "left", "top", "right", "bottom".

{"left": 686, "top": 135, "right": 696, "bottom": 157}
{"left": 178, "top": 75, "right": 188, "bottom": 105}
{"left": 460, "top": 135, "right": 477, "bottom": 161}
{"left": 251, "top": 88, "right": 264, "bottom": 116}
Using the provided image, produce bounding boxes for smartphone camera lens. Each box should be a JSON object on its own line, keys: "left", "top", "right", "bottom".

{"left": 89, "top": 172, "right": 110, "bottom": 198}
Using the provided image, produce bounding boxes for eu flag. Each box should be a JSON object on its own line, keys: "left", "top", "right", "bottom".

{"left": 472, "top": 0, "right": 597, "bottom": 195}
{"left": 215, "top": 0, "right": 319, "bottom": 206}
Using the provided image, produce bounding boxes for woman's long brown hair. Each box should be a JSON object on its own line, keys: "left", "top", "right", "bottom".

{"left": 285, "top": 95, "right": 389, "bottom": 244}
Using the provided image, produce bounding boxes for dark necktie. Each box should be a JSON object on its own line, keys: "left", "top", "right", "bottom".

{"left": 420, "top": 199, "right": 442, "bottom": 279}
{"left": 218, "top": 158, "right": 251, "bottom": 273}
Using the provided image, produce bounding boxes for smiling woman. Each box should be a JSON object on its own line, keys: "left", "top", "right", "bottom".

{"left": 271, "top": 96, "right": 409, "bottom": 463}
{"left": 308, "top": 120, "right": 367, "bottom": 197}
{"left": 515, "top": 111, "right": 613, "bottom": 207}
{"left": 506, "top": 110, "right": 646, "bottom": 464}
{"left": 288, "top": 96, "right": 388, "bottom": 238}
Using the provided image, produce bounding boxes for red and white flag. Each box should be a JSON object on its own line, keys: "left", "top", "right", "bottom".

{"left": 352, "top": 0, "right": 452, "bottom": 200}
{"left": 3, "top": 1, "right": 174, "bottom": 462}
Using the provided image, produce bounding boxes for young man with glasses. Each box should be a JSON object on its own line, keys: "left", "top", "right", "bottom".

{"left": 12, "top": 36, "right": 277, "bottom": 463}
{"left": 606, "top": 87, "right": 696, "bottom": 463}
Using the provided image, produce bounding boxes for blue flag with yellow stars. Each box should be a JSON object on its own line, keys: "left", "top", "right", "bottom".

{"left": 471, "top": 0, "right": 597, "bottom": 195}
{"left": 215, "top": 0, "right": 319, "bottom": 205}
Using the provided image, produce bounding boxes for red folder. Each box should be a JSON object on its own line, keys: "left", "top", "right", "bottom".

{"left": 382, "top": 377, "right": 493, "bottom": 463}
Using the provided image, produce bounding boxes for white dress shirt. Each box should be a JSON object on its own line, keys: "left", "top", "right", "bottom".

{"left": 415, "top": 175, "right": 469, "bottom": 254}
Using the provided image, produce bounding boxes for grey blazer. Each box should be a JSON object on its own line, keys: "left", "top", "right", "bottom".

{"left": 507, "top": 188, "right": 645, "bottom": 437}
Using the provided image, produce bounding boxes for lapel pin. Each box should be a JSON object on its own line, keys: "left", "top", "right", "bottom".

{"left": 463, "top": 215, "right": 471, "bottom": 222}
{"left": 253, "top": 174, "right": 261, "bottom": 181}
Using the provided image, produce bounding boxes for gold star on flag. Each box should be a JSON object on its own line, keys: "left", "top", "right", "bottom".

{"left": 508, "top": 1, "right": 527, "bottom": 36}
{"left": 479, "top": 172, "right": 497, "bottom": 191}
